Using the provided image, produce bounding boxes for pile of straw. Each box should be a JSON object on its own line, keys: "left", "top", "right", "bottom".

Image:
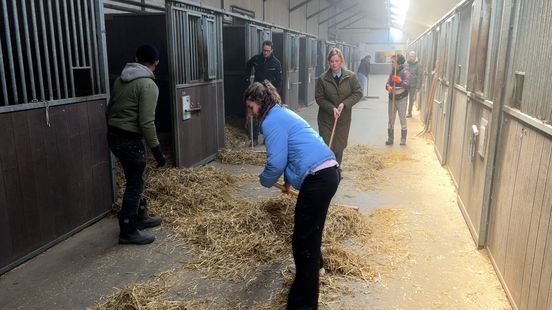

{"left": 217, "top": 125, "right": 266, "bottom": 166}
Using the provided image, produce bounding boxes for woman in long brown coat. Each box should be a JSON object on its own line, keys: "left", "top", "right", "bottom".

{"left": 315, "top": 47, "right": 363, "bottom": 165}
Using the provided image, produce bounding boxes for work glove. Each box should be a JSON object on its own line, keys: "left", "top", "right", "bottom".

{"left": 386, "top": 85, "right": 393, "bottom": 92}
{"left": 151, "top": 145, "right": 166, "bottom": 168}
{"left": 392, "top": 75, "right": 402, "bottom": 83}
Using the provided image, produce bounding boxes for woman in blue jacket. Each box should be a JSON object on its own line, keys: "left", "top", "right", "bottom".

{"left": 244, "top": 80, "right": 341, "bottom": 309}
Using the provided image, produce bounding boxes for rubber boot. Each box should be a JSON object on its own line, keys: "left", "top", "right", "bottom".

{"left": 137, "top": 199, "right": 162, "bottom": 230}
{"left": 400, "top": 129, "right": 407, "bottom": 145}
{"left": 119, "top": 215, "right": 155, "bottom": 245}
{"left": 385, "top": 129, "right": 394, "bottom": 145}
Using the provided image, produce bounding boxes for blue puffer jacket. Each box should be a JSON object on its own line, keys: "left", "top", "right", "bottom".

{"left": 259, "top": 105, "right": 336, "bottom": 190}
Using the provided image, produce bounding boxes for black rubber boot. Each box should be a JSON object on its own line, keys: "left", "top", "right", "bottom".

{"left": 119, "top": 215, "right": 155, "bottom": 245}
{"left": 137, "top": 199, "right": 162, "bottom": 230}
{"left": 385, "top": 129, "right": 394, "bottom": 145}
{"left": 400, "top": 129, "right": 407, "bottom": 145}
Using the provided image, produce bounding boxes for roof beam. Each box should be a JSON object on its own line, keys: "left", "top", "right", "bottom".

{"left": 306, "top": 4, "right": 333, "bottom": 19}
{"left": 290, "top": 0, "right": 313, "bottom": 12}
{"left": 328, "top": 11, "right": 363, "bottom": 29}
{"left": 338, "top": 15, "right": 367, "bottom": 29}
{"left": 318, "top": 3, "right": 358, "bottom": 25}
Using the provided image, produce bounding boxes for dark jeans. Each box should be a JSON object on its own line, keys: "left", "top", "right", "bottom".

{"left": 287, "top": 166, "right": 340, "bottom": 310}
{"left": 107, "top": 131, "right": 147, "bottom": 218}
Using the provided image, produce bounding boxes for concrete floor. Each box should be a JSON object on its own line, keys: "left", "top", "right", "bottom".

{"left": 0, "top": 74, "right": 511, "bottom": 309}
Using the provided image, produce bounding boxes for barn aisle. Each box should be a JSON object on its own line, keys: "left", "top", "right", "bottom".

{"left": 0, "top": 75, "right": 511, "bottom": 309}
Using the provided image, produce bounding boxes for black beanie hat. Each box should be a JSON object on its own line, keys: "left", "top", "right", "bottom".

{"left": 396, "top": 54, "right": 406, "bottom": 65}
{"left": 136, "top": 45, "right": 159, "bottom": 65}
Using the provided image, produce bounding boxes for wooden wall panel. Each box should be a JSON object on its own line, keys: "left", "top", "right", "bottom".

{"left": 457, "top": 103, "right": 491, "bottom": 239}
{"left": 487, "top": 118, "right": 522, "bottom": 271}
{"left": 432, "top": 84, "right": 447, "bottom": 162}
{"left": 521, "top": 141, "right": 552, "bottom": 309}
{"left": 503, "top": 127, "right": 542, "bottom": 305}
{"left": 0, "top": 115, "right": 16, "bottom": 267}
{"left": 0, "top": 100, "right": 112, "bottom": 273}
{"left": 447, "top": 90, "right": 468, "bottom": 186}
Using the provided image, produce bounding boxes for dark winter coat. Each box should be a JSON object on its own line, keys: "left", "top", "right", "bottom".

{"left": 407, "top": 60, "right": 422, "bottom": 89}
{"left": 315, "top": 68, "right": 363, "bottom": 153}
{"left": 245, "top": 54, "right": 283, "bottom": 91}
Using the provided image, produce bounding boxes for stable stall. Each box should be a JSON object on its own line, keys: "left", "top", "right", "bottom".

{"left": 223, "top": 22, "right": 271, "bottom": 118}
{"left": 272, "top": 31, "right": 301, "bottom": 110}
{"left": 299, "top": 36, "right": 317, "bottom": 106}
{"left": 105, "top": 0, "right": 225, "bottom": 167}
{"left": 0, "top": 0, "right": 111, "bottom": 274}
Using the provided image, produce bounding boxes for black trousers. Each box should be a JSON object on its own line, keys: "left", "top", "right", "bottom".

{"left": 287, "top": 166, "right": 340, "bottom": 310}
{"left": 107, "top": 131, "right": 147, "bottom": 218}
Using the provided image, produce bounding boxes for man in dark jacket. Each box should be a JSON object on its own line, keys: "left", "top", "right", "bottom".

{"left": 356, "top": 56, "right": 370, "bottom": 97}
{"left": 406, "top": 51, "right": 422, "bottom": 117}
{"left": 107, "top": 45, "right": 165, "bottom": 245}
{"left": 245, "top": 41, "right": 283, "bottom": 146}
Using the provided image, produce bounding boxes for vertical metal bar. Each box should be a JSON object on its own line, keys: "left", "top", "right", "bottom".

{"left": 20, "top": 0, "right": 37, "bottom": 100}
{"left": 2, "top": 0, "right": 18, "bottom": 103}
{"left": 70, "top": 0, "right": 79, "bottom": 67}
{"left": 97, "top": 0, "right": 110, "bottom": 98}
{"left": 30, "top": 0, "right": 45, "bottom": 100}
{"left": 39, "top": 0, "right": 54, "bottom": 100}
{"left": 175, "top": 11, "right": 181, "bottom": 84}
{"left": 0, "top": 40, "right": 8, "bottom": 105}
{"left": 89, "top": 0, "right": 101, "bottom": 94}
{"left": 83, "top": 0, "right": 95, "bottom": 94}
{"left": 12, "top": 0, "right": 29, "bottom": 103}
{"left": 180, "top": 12, "right": 185, "bottom": 84}
{"left": 174, "top": 11, "right": 178, "bottom": 84}
{"left": 55, "top": 0, "right": 68, "bottom": 98}
{"left": 63, "top": 0, "right": 75, "bottom": 97}
{"left": 192, "top": 17, "right": 196, "bottom": 80}
{"left": 76, "top": 0, "right": 86, "bottom": 66}
{"left": 47, "top": 0, "right": 61, "bottom": 99}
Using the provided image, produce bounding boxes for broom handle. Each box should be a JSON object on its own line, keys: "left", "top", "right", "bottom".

{"left": 328, "top": 115, "right": 339, "bottom": 148}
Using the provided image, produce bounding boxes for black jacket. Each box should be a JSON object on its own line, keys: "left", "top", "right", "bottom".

{"left": 245, "top": 54, "right": 283, "bottom": 91}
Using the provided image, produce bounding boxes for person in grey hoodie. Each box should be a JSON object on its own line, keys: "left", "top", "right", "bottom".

{"left": 106, "top": 45, "right": 165, "bottom": 245}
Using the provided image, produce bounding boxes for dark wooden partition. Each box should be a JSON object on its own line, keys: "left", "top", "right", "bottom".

{"left": 0, "top": 99, "right": 112, "bottom": 273}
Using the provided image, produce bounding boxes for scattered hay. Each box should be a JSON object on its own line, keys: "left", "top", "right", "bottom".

{"left": 343, "top": 145, "right": 413, "bottom": 190}
{"left": 91, "top": 272, "right": 214, "bottom": 310}
{"left": 144, "top": 165, "right": 371, "bottom": 282}
{"left": 323, "top": 244, "right": 375, "bottom": 279}
{"left": 217, "top": 125, "right": 266, "bottom": 166}
{"left": 98, "top": 162, "right": 408, "bottom": 308}
{"left": 382, "top": 149, "right": 413, "bottom": 167}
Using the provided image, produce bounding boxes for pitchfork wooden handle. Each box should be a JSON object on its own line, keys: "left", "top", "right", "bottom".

{"left": 328, "top": 115, "right": 339, "bottom": 148}
{"left": 274, "top": 183, "right": 299, "bottom": 196}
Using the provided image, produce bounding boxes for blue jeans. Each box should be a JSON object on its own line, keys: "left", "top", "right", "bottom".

{"left": 287, "top": 166, "right": 340, "bottom": 310}
{"left": 107, "top": 131, "right": 147, "bottom": 218}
